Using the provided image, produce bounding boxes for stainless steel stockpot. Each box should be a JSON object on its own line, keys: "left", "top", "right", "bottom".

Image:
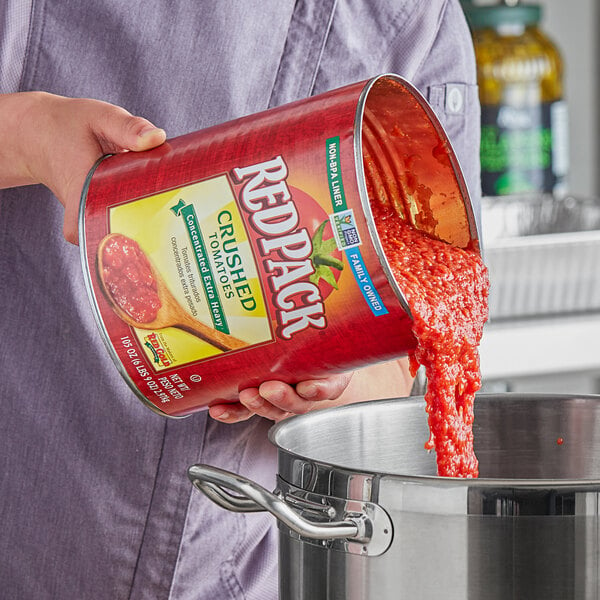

{"left": 188, "top": 394, "right": 600, "bottom": 599}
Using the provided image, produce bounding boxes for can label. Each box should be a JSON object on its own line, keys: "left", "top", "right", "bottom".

{"left": 108, "top": 174, "right": 270, "bottom": 369}
{"left": 97, "top": 142, "right": 372, "bottom": 375}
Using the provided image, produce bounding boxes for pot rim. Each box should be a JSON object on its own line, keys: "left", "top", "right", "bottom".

{"left": 269, "top": 393, "right": 600, "bottom": 488}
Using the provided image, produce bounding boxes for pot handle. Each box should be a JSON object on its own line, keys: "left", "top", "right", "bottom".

{"left": 188, "top": 463, "right": 364, "bottom": 541}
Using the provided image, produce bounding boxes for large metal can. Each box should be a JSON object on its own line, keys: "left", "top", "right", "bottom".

{"left": 189, "top": 394, "right": 600, "bottom": 599}
{"left": 80, "top": 74, "right": 478, "bottom": 417}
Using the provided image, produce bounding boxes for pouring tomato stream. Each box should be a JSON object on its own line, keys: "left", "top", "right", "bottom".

{"left": 368, "top": 181, "right": 489, "bottom": 478}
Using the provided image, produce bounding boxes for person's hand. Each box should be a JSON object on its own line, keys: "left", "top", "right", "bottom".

{"left": 0, "top": 92, "right": 166, "bottom": 244}
{"left": 208, "top": 373, "right": 354, "bottom": 423}
{"left": 208, "top": 357, "right": 414, "bottom": 423}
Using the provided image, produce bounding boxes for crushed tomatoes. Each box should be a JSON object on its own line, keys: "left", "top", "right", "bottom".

{"left": 371, "top": 202, "right": 489, "bottom": 478}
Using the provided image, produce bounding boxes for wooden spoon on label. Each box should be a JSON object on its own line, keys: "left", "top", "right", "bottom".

{"left": 97, "top": 233, "right": 247, "bottom": 352}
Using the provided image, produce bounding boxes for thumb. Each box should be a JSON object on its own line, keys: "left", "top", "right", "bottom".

{"left": 125, "top": 119, "right": 167, "bottom": 152}
{"left": 91, "top": 103, "right": 167, "bottom": 153}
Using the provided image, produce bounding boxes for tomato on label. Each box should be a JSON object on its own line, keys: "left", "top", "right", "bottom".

{"left": 290, "top": 186, "right": 344, "bottom": 299}
{"left": 101, "top": 234, "right": 161, "bottom": 323}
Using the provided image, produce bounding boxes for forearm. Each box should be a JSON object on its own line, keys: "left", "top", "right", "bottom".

{"left": 328, "top": 357, "right": 414, "bottom": 407}
{"left": 0, "top": 92, "right": 43, "bottom": 189}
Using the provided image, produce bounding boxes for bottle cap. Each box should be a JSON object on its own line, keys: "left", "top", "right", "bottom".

{"left": 461, "top": 1, "right": 541, "bottom": 29}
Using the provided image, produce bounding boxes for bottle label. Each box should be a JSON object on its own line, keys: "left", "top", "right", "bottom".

{"left": 480, "top": 99, "right": 568, "bottom": 196}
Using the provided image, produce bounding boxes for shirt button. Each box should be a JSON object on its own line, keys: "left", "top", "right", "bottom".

{"left": 446, "top": 85, "right": 464, "bottom": 114}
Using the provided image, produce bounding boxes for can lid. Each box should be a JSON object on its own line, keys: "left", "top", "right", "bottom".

{"left": 461, "top": 2, "right": 541, "bottom": 29}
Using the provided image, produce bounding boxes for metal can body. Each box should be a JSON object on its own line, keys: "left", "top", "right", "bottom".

{"left": 80, "top": 74, "right": 477, "bottom": 417}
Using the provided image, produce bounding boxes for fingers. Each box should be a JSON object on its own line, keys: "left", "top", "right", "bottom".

{"left": 210, "top": 373, "right": 354, "bottom": 424}
{"left": 208, "top": 402, "right": 255, "bottom": 424}
{"left": 238, "top": 386, "right": 294, "bottom": 422}
{"left": 295, "top": 373, "right": 354, "bottom": 402}
{"left": 209, "top": 388, "right": 293, "bottom": 424}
